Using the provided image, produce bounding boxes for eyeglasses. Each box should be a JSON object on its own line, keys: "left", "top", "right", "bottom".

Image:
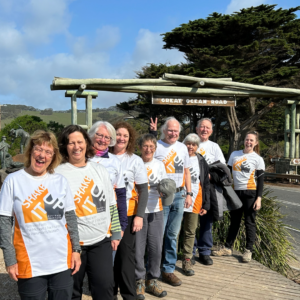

{"left": 167, "top": 130, "right": 179, "bottom": 133}
{"left": 33, "top": 146, "right": 54, "bottom": 158}
{"left": 95, "top": 133, "right": 112, "bottom": 142}
{"left": 142, "top": 145, "right": 156, "bottom": 150}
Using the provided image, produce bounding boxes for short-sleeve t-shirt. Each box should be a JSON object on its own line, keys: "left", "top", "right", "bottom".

{"left": 184, "top": 156, "right": 202, "bottom": 214}
{"left": 154, "top": 140, "right": 191, "bottom": 188}
{"left": 116, "top": 153, "right": 148, "bottom": 216}
{"left": 55, "top": 162, "right": 116, "bottom": 246}
{"left": 197, "top": 140, "right": 226, "bottom": 165}
{"left": 90, "top": 153, "right": 125, "bottom": 189}
{"left": 144, "top": 158, "right": 168, "bottom": 214}
{"left": 228, "top": 150, "right": 265, "bottom": 190}
{"left": 0, "top": 170, "right": 75, "bottom": 279}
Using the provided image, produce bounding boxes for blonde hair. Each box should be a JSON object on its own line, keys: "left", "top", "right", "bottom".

{"left": 245, "top": 131, "right": 260, "bottom": 154}
{"left": 24, "top": 130, "right": 62, "bottom": 174}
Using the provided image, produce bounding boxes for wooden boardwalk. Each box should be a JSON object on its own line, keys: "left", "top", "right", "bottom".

{"left": 1, "top": 251, "right": 300, "bottom": 299}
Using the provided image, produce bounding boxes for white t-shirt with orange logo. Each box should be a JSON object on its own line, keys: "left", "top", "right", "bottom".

{"left": 184, "top": 156, "right": 202, "bottom": 214}
{"left": 197, "top": 140, "right": 226, "bottom": 165}
{"left": 0, "top": 170, "right": 75, "bottom": 278}
{"left": 55, "top": 162, "right": 115, "bottom": 246}
{"left": 90, "top": 153, "right": 125, "bottom": 189}
{"left": 144, "top": 158, "right": 167, "bottom": 214}
{"left": 228, "top": 150, "right": 265, "bottom": 190}
{"left": 154, "top": 140, "right": 191, "bottom": 188}
{"left": 116, "top": 153, "right": 148, "bottom": 216}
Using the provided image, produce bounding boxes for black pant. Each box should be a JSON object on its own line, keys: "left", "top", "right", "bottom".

{"left": 72, "top": 237, "right": 114, "bottom": 300}
{"left": 225, "top": 190, "right": 257, "bottom": 252}
{"left": 17, "top": 269, "right": 73, "bottom": 300}
{"left": 114, "top": 216, "right": 136, "bottom": 300}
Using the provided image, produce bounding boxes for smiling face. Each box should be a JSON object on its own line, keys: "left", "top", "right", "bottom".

{"left": 244, "top": 134, "right": 258, "bottom": 153}
{"left": 185, "top": 142, "right": 198, "bottom": 157}
{"left": 163, "top": 120, "right": 180, "bottom": 145}
{"left": 67, "top": 131, "right": 87, "bottom": 166}
{"left": 93, "top": 125, "right": 111, "bottom": 152}
{"left": 29, "top": 142, "right": 54, "bottom": 176}
{"left": 140, "top": 140, "right": 156, "bottom": 162}
{"left": 196, "top": 120, "right": 213, "bottom": 142}
{"left": 115, "top": 128, "right": 130, "bottom": 154}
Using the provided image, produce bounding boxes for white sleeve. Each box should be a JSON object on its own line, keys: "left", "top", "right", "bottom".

{"left": 63, "top": 178, "right": 76, "bottom": 212}
{"left": 0, "top": 180, "right": 14, "bottom": 216}
{"left": 228, "top": 152, "right": 234, "bottom": 166}
{"left": 116, "top": 163, "right": 125, "bottom": 189}
{"left": 160, "top": 161, "right": 168, "bottom": 179}
{"left": 134, "top": 157, "right": 148, "bottom": 184}
{"left": 215, "top": 144, "right": 226, "bottom": 164}
{"left": 257, "top": 156, "right": 265, "bottom": 171}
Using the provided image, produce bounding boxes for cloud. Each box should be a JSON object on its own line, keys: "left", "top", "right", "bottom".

{"left": 225, "top": 0, "right": 266, "bottom": 14}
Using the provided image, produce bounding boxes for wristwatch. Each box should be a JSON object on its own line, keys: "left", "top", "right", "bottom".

{"left": 73, "top": 249, "right": 81, "bottom": 254}
{"left": 186, "top": 192, "right": 193, "bottom": 197}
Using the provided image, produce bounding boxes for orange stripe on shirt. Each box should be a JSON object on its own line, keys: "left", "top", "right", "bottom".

{"left": 127, "top": 183, "right": 138, "bottom": 216}
{"left": 192, "top": 183, "right": 203, "bottom": 214}
{"left": 247, "top": 170, "right": 256, "bottom": 190}
{"left": 65, "top": 224, "right": 72, "bottom": 269}
{"left": 159, "top": 198, "right": 163, "bottom": 211}
{"left": 14, "top": 216, "right": 32, "bottom": 278}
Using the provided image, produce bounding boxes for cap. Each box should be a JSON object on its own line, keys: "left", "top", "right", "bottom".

{"left": 157, "top": 178, "right": 176, "bottom": 206}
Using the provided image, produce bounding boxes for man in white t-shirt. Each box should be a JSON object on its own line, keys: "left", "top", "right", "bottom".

{"left": 195, "top": 118, "right": 226, "bottom": 266}
{"left": 150, "top": 117, "right": 192, "bottom": 287}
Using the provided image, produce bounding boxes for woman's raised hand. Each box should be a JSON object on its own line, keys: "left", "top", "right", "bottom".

{"left": 150, "top": 118, "right": 158, "bottom": 131}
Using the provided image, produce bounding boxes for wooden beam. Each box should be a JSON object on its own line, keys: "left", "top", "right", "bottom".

{"left": 290, "top": 103, "right": 296, "bottom": 159}
{"left": 65, "top": 90, "right": 98, "bottom": 98}
{"left": 283, "top": 100, "right": 300, "bottom": 105}
{"left": 78, "top": 84, "right": 86, "bottom": 91}
{"left": 163, "top": 73, "right": 233, "bottom": 82}
{"left": 284, "top": 107, "right": 290, "bottom": 158}
{"left": 86, "top": 95, "right": 93, "bottom": 130}
{"left": 71, "top": 94, "right": 77, "bottom": 125}
{"left": 78, "top": 124, "right": 88, "bottom": 130}
{"left": 296, "top": 106, "right": 300, "bottom": 158}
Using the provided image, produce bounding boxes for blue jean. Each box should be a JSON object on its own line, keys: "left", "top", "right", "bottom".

{"left": 162, "top": 190, "right": 185, "bottom": 273}
{"left": 193, "top": 211, "right": 213, "bottom": 256}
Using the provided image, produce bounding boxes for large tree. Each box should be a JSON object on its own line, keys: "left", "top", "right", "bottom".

{"left": 161, "top": 4, "right": 300, "bottom": 155}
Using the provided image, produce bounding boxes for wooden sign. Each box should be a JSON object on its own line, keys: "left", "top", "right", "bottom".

{"left": 152, "top": 95, "right": 236, "bottom": 107}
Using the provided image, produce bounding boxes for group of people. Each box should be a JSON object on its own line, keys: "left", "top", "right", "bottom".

{"left": 0, "top": 116, "right": 265, "bottom": 300}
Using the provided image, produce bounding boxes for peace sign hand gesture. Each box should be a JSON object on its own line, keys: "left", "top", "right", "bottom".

{"left": 150, "top": 118, "right": 158, "bottom": 131}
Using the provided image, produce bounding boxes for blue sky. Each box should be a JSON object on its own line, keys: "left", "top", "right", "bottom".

{"left": 0, "top": 0, "right": 299, "bottom": 110}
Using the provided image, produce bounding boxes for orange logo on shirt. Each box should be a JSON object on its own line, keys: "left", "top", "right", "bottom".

{"left": 74, "top": 176, "right": 106, "bottom": 218}
{"left": 198, "top": 148, "right": 205, "bottom": 156}
{"left": 162, "top": 149, "right": 184, "bottom": 174}
{"left": 22, "top": 185, "right": 64, "bottom": 223}
{"left": 233, "top": 157, "right": 247, "bottom": 172}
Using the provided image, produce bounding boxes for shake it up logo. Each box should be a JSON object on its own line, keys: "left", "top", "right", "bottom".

{"left": 197, "top": 148, "right": 212, "bottom": 165}
{"left": 74, "top": 176, "right": 106, "bottom": 217}
{"left": 189, "top": 166, "right": 198, "bottom": 184}
{"left": 22, "top": 185, "right": 64, "bottom": 223}
{"left": 162, "top": 149, "right": 184, "bottom": 173}
{"left": 147, "top": 166, "right": 160, "bottom": 188}
{"left": 233, "top": 157, "right": 250, "bottom": 173}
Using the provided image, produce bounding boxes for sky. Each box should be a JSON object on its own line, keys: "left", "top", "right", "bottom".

{"left": 0, "top": 0, "right": 299, "bottom": 110}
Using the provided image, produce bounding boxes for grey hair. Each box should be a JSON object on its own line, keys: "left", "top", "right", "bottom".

{"left": 138, "top": 133, "right": 157, "bottom": 148}
{"left": 160, "top": 117, "right": 182, "bottom": 140}
{"left": 183, "top": 133, "right": 201, "bottom": 147}
{"left": 88, "top": 121, "right": 116, "bottom": 147}
{"left": 196, "top": 118, "right": 213, "bottom": 129}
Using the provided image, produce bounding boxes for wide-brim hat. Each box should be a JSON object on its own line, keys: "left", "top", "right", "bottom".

{"left": 157, "top": 178, "right": 176, "bottom": 206}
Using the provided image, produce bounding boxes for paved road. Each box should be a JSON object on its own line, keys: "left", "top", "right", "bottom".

{"left": 266, "top": 184, "right": 300, "bottom": 265}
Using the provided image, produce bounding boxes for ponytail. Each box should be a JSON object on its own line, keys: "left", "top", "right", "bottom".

{"left": 245, "top": 131, "right": 260, "bottom": 154}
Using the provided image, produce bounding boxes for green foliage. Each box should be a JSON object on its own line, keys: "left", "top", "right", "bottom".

{"left": 0, "top": 115, "right": 47, "bottom": 156}
{"left": 213, "top": 189, "right": 296, "bottom": 276}
{"left": 40, "top": 108, "right": 53, "bottom": 115}
{"left": 47, "top": 121, "right": 64, "bottom": 136}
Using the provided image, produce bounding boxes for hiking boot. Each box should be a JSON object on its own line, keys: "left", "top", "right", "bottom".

{"left": 182, "top": 259, "right": 195, "bottom": 276}
{"left": 145, "top": 279, "right": 167, "bottom": 298}
{"left": 211, "top": 245, "right": 232, "bottom": 256}
{"left": 242, "top": 249, "right": 252, "bottom": 263}
{"left": 191, "top": 255, "right": 196, "bottom": 265}
{"left": 199, "top": 254, "right": 213, "bottom": 265}
{"left": 136, "top": 279, "right": 145, "bottom": 300}
{"left": 161, "top": 271, "right": 182, "bottom": 286}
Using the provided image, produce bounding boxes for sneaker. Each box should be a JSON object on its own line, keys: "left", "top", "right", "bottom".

{"left": 242, "top": 249, "right": 252, "bottom": 263}
{"left": 136, "top": 279, "right": 145, "bottom": 300}
{"left": 191, "top": 255, "right": 196, "bottom": 265}
{"left": 161, "top": 272, "right": 182, "bottom": 286}
{"left": 145, "top": 279, "right": 167, "bottom": 298}
{"left": 199, "top": 254, "right": 213, "bottom": 265}
{"left": 182, "top": 259, "right": 195, "bottom": 276}
{"left": 211, "top": 245, "right": 233, "bottom": 256}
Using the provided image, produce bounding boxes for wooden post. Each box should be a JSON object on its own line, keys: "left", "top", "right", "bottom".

{"left": 290, "top": 103, "right": 296, "bottom": 159}
{"left": 86, "top": 94, "right": 93, "bottom": 130}
{"left": 284, "top": 106, "right": 290, "bottom": 158}
{"left": 296, "top": 106, "right": 300, "bottom": 158}
{"left": 71, "top": 94, "right": 77, "bottom": 125}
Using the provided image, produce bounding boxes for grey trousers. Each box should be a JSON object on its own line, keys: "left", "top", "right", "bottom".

{"left": 135, "top": 211, "right": 164, "bottom": 280}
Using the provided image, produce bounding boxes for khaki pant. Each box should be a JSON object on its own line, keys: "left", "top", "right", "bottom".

{"left": 182, "top": 212, "right": 199, "bottom": 259}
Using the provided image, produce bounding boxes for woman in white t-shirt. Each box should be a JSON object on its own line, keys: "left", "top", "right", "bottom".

{"left": 135, "top": 134, "right": 167, "bottom": 299}
{"left": 0, "top": 130, "right": 81, "bottom": 300}
{"left": 56, "top": 125, "right": 122, "bottom": 300}
{"left": 212, "top": 131, "right": 265, "bottom": 263}
{"left": 111, "top": 121, "right": 148, "bottom": 300}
